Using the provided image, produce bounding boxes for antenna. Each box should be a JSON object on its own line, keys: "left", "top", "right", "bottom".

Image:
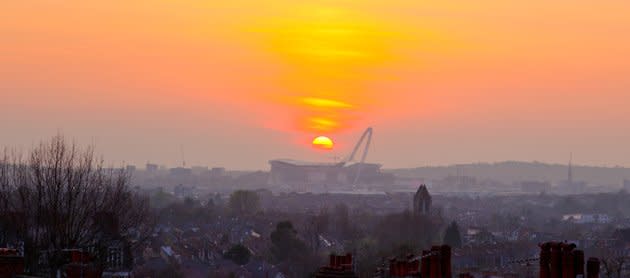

{"left": 568, "top": 152, "right": 573, "bottom": 187}
{"left": 180, "top": 145, "right": 186, "bottom": 168}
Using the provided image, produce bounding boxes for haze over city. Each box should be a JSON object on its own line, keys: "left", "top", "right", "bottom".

{"left": 4, "top": 1, "right": 630, "bottom": 278}
{"left": 2, "top": 1, "right": 630, "bottom": 169}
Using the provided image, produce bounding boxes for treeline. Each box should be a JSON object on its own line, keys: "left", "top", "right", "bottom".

{"left": 0, "top": 135, "right": 153, "bottom": 276}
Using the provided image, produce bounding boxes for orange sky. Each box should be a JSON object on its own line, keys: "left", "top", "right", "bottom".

{"left": 1, "top": 1, "right": 630, "bottom": 169}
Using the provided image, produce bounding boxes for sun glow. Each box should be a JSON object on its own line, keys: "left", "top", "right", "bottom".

{"left": 312, "top": 136, "right": 334, "bottom": 150}
{"left": 301, "top": 97, "right": 353, "bottom": 109}
{"left": 252, "top": 4, "right": 402, "bottom": 136}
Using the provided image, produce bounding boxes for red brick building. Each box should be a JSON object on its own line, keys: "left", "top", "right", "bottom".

{"left": 0, "top": 248, "right": 24, "bottom": 278}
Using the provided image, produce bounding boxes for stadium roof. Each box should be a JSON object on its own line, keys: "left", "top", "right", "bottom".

{"left": 269, "top": 159, "right": 345, "bottom": 167}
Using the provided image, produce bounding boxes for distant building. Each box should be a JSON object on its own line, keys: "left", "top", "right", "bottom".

{"left": 125, "top": 165, "right": 136, "bottom": 173}
{"left": 94, "top": 212, "right": 134, "bottom": 277}
{"left": 268, "top": 159, "right": 386, "bottom": 187}
{"left": 613, "top": 228, "right": 630, "bottom": 245}
{"left": 174, "top": 184, "right": 196, "bottom": 198}
{"left": 191, "top": 166, "right": 208, "bottom": 175}
{"left": 568, "top": 155, "right": 574, "bottom": 187}
{"left": 520, "top": 181, "right": 551, "bottom": 193}
{"left": 146, "top": 163, "right": 159, "bottom": 172}
{"left": 562, "top": 214, "right": 612, "bottom": 224}
{"left": 210, "top": 167, "right": 226, "bottom": 178}
{"left": 557, "top": 180, "right": 587, "bottom": 194}
{"left": 268, "top": 127, "right": 392, "bottom": 188}
{"left": 269, "top": 159, "right": 344, "bottom": 186}
{"left": 413, "top": 185, "right": 432, "bottom": 215}
{"left": 102, "top": 240, "right": 132, "bottom": 278}
{"left": 234, "top": 171, "right": 269, "bottom": 188}
{"left": 169, "top": 167, "right": 192, "bottom": 176}
{"left": 558, "top": 155, "right": 586, "bottom": 194}
{"left": 443, "top": 175, "right": 478, "bottom": 189}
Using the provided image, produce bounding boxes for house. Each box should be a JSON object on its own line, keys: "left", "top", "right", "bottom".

{"left": 0, "top": 248, "right": 24, "bottom": 278}
{"left": 562, "top": 214, "right": 612, "bottom": 224}
{"left": 314, "top": 254, "right": 357, "bottom": 278}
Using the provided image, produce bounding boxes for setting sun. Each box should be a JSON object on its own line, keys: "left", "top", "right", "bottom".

{"left": 312, "top": 136, "right": 334, "bottom": 150}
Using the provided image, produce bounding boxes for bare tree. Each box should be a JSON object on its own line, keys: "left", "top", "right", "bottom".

{"left": 0, "top": 135, "right": 153, "bottom": 276}
{"left": 600, "top": 255, "right": 628, "bottom": 278}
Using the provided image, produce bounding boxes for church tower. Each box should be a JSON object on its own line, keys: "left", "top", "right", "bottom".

{"left": 413, "top": 184, "right": 432, "bottom": 215}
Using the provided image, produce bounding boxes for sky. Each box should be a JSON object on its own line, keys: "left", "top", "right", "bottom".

{"left": 1, "top": 1, "right": 630, "bottom": 170}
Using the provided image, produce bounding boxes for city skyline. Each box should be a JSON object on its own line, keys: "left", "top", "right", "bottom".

{"left": 3, "top": 2, "right": 630, "bottom": 278}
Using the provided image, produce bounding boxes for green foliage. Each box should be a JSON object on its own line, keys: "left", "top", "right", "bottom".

{"left": 224, "top": 244, "right": 251, "bottom": 265}
{"left": 270, "top": 221, "right": 308, "bottom": 262}
{"left": 443, "top": 221, "right": 462, "bottom": 248}
{"left": 229, "top": 190, "right": 260, "bottom": 215}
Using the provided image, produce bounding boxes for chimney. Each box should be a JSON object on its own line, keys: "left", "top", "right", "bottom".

{"left": 394, "top": 261, "right": 402, "bottom": 276}
{"left": 342, "top": 253, "right": 352, "bottom": 270}
{"left": 389, "top": 258, "right": 396, "bottom": 277}
{"left": 550, "top": 242, "right": 562, "bottom": 278}
{"left": 540, "top": 242, "right": 551, "bottom": 278}
{"left": 561, "top": 243, "right": 576, "bottom": 278}
{"left": 540, "top": 242, "right": 590, "bottom": 278}
{"left": 586, "top": 258, "right": 599, "bottom": 278}
{"left": 573, "top": 250, "right": 584, "bottom": 277}
{"left": 441, "top": 245, "right": 452, "bottom": 278}
{"left": 413, "top": 259, "right": 421, "bottom": 274}
{"left": 430, "top": 246, "right": 442, "bottom": 278}
{"left": 398, "top": 260, "right": 407, "bottom": 276}
{"left": 421, "top": 250, "right": 431, "bottom": 278}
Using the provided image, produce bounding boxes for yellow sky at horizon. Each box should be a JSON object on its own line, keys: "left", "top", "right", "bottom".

{"left": 1, "top": 0, "right": 630, "bottom": 168}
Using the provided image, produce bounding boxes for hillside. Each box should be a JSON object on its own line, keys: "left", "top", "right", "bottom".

{"left": 387, "top": 161, "right": 630, "bottom": 187}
